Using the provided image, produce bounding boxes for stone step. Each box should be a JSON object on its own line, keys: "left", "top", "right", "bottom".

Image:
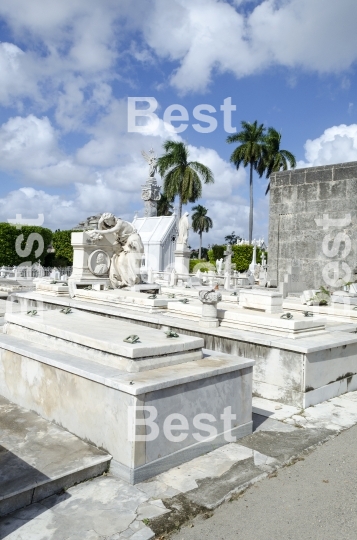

{"left": 0, "top": 395, "right": 111, "bottom": 517}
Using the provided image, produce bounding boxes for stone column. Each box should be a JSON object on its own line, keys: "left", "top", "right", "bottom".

{"left": 141, "top": 178, "right": 161, "bottom": 217}
{"left": 199, "top": 289, "right": 222, "bottom": 328}
{"left": 174, "top": 244, "right": 190, "bottom": 276}
{"left": 249, "top": 244, "right": 257, "bottom": 273}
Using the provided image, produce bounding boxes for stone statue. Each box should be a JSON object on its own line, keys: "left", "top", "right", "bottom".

{"left": 87, "top": 212, "right": 144, "bottom": 288}
{"left": 141, "top": 148, "right": 157, "bottom": 178}
{"left": 216, "top": 258, "right": 224, "bottom": 274}
{"left": 178, "top": 212, "right": 190, "bottom": 246}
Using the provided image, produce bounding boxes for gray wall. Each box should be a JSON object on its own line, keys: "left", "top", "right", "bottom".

{"left": 267, "top": 161, "right": 357, "bottom": 290}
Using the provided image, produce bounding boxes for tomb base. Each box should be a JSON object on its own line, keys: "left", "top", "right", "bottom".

{"left": 0, "top": 307, "right": 254, "bottom": 483}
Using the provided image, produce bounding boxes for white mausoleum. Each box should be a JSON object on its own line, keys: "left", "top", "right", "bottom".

{"left": 132, "top": 215, "right": 178, "bottom": 272}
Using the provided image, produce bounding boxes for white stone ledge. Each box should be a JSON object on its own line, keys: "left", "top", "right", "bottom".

{"left": 0, "top": 334, "right": 254, "bottom": 396}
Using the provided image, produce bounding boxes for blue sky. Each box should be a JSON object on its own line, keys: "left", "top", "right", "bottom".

{"left": 0, "top": 0, "right": 356, "bottom": 247}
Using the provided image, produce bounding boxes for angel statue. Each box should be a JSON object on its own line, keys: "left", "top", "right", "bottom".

{"left": 87, "top": 213, "right": 144, "bottom": 288}
{"left": 178, "top": 212, "right": 190, "bottom": 246}
{"left": 142, "top": 148, "right": 157, "bottom": 178}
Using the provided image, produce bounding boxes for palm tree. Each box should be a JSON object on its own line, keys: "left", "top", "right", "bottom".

{"left": 227, "top": 121, "right": 265, "bottom": 244}
{"left": 259, "top": 127, "right": 296, "bottom": 194}
{"left": 157, "top": 141, "right": 214, "bottom": 219}
{"left": 157, "top": 193, "right": 174, "bottom": 216}
{"left": 191, "top": 205, "right": 213, "bottom": 259}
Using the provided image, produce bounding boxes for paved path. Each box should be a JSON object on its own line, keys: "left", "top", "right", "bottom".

{"left": 170, "top": 423, "right": 357, "bottom": 540}
{"left": 1, "top": 393, "right": 357, "bottom": 539}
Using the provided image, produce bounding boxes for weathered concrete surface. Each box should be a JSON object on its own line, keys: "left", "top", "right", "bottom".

{"left": 238, "top": 426, "right": 336, "bottom": 465}
{"left": 1, "top": 391, "right": 357, "bottom": 539}
{"left": 267, "top": 161, "right": 357, "bottom": 289}
{"left": 0, "top": 396, "right": 111, "bottom": 517}
{"left": 0, "top": 476, "right": 157, "bottom": 540}
{"left": 169, "top": 422, "right": 357, "bottom": 540}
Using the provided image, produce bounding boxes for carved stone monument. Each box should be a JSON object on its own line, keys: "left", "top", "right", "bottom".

{"left": 68, "top": 212, "right": 144, "bottom": 297}
{"left": 199, "top": 289, "right": 222, "bottom": 328}
{"left": 174, "top": 212, "right": 191, "bottom": 275}
{"left": 141, "top": 149, "right": 161, "bottom": 217}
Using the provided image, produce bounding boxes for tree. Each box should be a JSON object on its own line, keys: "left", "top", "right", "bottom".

{"left": 157, "top": 141, "right": 214, "bottom": 218}
{"left": 224, "top": 231, "right": 241, "bottom": 245}
{"left": 259, "top": 127, "right": 296, "bottom": 194}
{"left": 227, "top": 121, "right": 265, "bottom": 244}
{"left": 191, "top": 205, "right": 213, "bottom": 260}
{"left": 157, "top": 192, "right": 174, "bottom": 216}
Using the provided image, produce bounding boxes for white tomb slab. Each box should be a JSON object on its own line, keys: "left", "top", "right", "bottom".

{"left": 0, "top": 307, "right": 254, "bottom": 483}
{"left": 239, "top": 288, "right": 283, "bottom": 313}
{"left": 165, "top": 296, "right": 326, "bottom": 339}
{"left": 35, "top": 278, "right": 69, "bottom": 296}
{"left": 10, "top": 290, "right": 357, "bottom": 409}
{"left": 331, "top": 290, "right": 357, "bottom": 305}
{"left": 4, "top": 309, "right": 203, "bottom": 373}
{"left": 72, "top": 287, "right": 167, "bottom": 313}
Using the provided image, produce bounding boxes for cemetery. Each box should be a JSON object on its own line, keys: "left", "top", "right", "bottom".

{"left": 1, "top": 157, "right": 357, "bottom": 538}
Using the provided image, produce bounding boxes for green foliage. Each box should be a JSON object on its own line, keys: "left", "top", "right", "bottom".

{"left": 52, "top": 230, "right": 75, "bottom": 264}
{"left": 157, "top": 192, "right": 174, "bottom": 216}
{"left": 157, "top": 140, "right": 214, "bottom": 216}
{"left": 259, "top": 127, "right": 296, "bottom": 194}
{"left": 191, "top": 205, "right": 213, "bottom": 235}
{"left": 232, "top": 245, "right": 265, "bottom": 272}
{"left": 208, "top": 243, "right": 267, "bottom": 272}
{"left": 189, "top": 259, "right": 213, "bottom": 273}
{"left": 0, "top": 223, "right": 53, "bottom": 266}
{"left": 208, "top": 244, "right": 225, "bottom": 265}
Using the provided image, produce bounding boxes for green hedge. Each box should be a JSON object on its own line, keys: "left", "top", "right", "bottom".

{"left": 189, "top": 259, "right": 214, "bottom": 273}
{"left": 208, "top": 245, "right": 225, "bottom": 265}
{"left": 52, "top": 230, "right": 76, "bottom": 265}
{"left": 0, "top": 223, "right": 52, "bottom": 266}
{"left": 208, "top": 244, "right": 267, "bottom": 272}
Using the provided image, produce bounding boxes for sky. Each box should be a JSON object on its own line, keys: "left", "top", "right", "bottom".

{"left": 0, "top": 0, "right": 357, "bottom": 248}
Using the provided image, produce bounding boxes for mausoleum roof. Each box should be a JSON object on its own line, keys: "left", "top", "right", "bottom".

{"left": 132, "top": 215, "right": 177, "bottom": 245}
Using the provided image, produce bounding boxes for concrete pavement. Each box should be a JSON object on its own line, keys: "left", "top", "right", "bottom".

{"left": 169, "top": 422, "right": 357, "bottom": 540}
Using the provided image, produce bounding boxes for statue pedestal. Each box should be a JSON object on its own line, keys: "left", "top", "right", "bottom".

{"left": 174, "top": 244, "right": 190, "bottom": 275}
{"left": 68, "top": 232, "right": 113, "bottom": 298}
{"left": 199, "top": 289, "right": 222, "bottom": 328}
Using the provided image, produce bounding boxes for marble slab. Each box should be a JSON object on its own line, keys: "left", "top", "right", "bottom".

{"left": 35, "top": 281, "right": 69, "bottom": 296}
{"left": 0, "top": 333, "right": 254, "bottom": 483}
{"left": 72, "top": 287, "right": 168, "bottom": 312}
{"left": 239, "top": 288, "right": 283, "bottom": 313}
{"left": 4, "top": 309, "right": 204, "bottom": 372}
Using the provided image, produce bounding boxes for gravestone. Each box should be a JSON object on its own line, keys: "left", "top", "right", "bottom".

{"left": 279, "top": 260, "right": 306, "bottom": 298}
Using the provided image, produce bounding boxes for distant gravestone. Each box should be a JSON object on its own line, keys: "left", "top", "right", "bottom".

{"left": 279, "top": 260, "right": 306, "bottom": 298}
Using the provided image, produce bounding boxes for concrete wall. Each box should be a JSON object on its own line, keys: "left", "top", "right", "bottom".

{"left": 267, "top": 161, "right": 357, "bottom": 289}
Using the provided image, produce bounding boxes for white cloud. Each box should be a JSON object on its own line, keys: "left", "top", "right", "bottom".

{"left": 0, "top": 115, "right": 59, "bottom": 169}
{"left": 299, "top": 124, "right": 357, "bottom": 167}
{"left": 0, "top": 114, "right": 92, "bottom": 185}
{"left": 0, "top": 181, "right": 137, "bottom": 231}
{"left": 188, "top": 193, "right": 269, "bottom": 247}
{"left": 187, "top": 145, "right": 246, "bottom": 200}
{"left": 142, "top": 0, "right": 357, "bottom": 93}
{"left": 0, "top": 43, "right": 40, "bottom": 106}
{"left": 0, "top": 0, "right": 356, "bottom": 106}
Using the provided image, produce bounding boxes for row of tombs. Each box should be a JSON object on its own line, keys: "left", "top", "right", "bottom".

{"left": 1, "top": 216, "right": 357, "bottom": 489}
